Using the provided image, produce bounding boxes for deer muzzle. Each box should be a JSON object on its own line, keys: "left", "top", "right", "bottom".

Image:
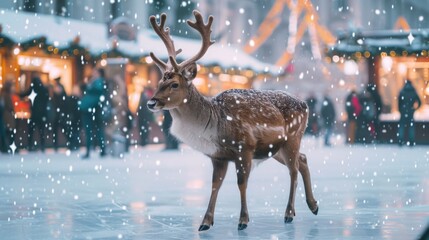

{"left": 147, "top": 99, "right": 160, "bottom": 112}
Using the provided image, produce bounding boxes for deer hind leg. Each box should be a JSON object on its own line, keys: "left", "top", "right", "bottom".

{"left": 298, "top": 153, "right": 318, "bottom": 215}
{"left": 234, "top": 151, "right": 253, "bottom": 230}
{"left": 273, "top": 140, "right": 300, "bottom": 223}
{"left": 199, "top": 159, "right": 228, "bottom": 231}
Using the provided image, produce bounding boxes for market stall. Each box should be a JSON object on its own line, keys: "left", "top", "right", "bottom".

{"left": 327, "top": 29, "right": 429, "bottom": 144}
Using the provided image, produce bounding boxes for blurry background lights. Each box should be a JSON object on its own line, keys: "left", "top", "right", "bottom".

{"left": 398, "top": 63, "right": 407, "bottom": 75}
{"left": 144, "top": 56, "right": 153, "bottom": 64}
{"left": 343, "top": 60, "right": 358, "bottom": 75}
{"left": 381, "top": 56, "right": 393, "bottom": 71}
{"left": 13, "top": 47, "right": 20, "bottom": 55}
{"left": 100, "top": 59, "right": 107, "bottom": 67}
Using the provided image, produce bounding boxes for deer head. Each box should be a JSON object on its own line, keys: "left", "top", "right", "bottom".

{"left": 147, "top": 10, "right": 215, "bottom": 112}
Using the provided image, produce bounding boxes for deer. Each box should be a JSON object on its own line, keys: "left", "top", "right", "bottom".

{"left": 147, "top": 10, "right": 319, "bottom": 231}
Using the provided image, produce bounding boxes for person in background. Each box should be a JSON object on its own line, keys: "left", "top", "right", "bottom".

{"left": 137, "top": 86, "right": 154, "bottom": 146}
{"left": 398, "top": 80, "right": 421, "bottom": 146}
{"left": 0, "top": 88, "right": 7, "bottom": 153}
{"left": 64, "top": 84, "right": 83, "bottom": 151}
{"left": 51, "top": 76, "right": 67, "bottom": 151}
{"left": 0, "top": 81, "right": 17, "bottom": 153}
{"left": 345, "top": 89, "right": 361, "bottom": 144}
{"left": 20, "top": 76, "right": 49, "bottom": 152}
{"left": 305, "top": 92, "right": 320, "bottom": 136}
{"left": 79, "top": 68, "right": 107, "bottom": 159}
{"left": 162, "top": 110, "right": 178, "bottom": 150}
{"left": 320, "top": 93, "right": 336, "bottom": 146}
{"left": 366, "top": 84, "right": 383, "bottom": 141}
{"left": 358, "top": 89, "right": 377, "bottom": 143}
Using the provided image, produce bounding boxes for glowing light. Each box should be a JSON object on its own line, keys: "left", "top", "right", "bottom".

{"left": 212, "top": 66, "right": 222, "bottom": 74}
{"left": 332, "top": 55, "right": 340, "bottom": 63}
{"left": 381, "top": 57, "right": 393, "bottom": 71}
{"left": 145, "top": 56, "right": 153, "bottom": 64}
{"left": 219, "top": 74, "right": 230, "bottom": 82}
{"left": 398, "top": 63, "right": 407, "bottom": 75}
{"left": 344, "top": 60, "right": 358, "bottom": 75}
{"left": 249, "top": 39, "right": 255, "bottom": 47}
{"left": 231, "top": 75, "right": 248, "bottom": 85}
{"left": 193, "top": 77, "right": 205, "bottom": 86}
{"left": 13, "top": 47, "right": 20, "bottom": 55}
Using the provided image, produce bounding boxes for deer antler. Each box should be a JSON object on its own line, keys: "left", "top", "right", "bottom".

{"left": 178, "top": 10, "right": 215, "bottom": 69}
{"left": 150, "top": 11, "right": 214, "bottom": 72}
{"left": 149, "top": 13, "right": 182, "bottom": 71}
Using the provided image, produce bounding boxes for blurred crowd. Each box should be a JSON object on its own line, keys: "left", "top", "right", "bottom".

{"left": 305, "top": 81, "right": 421, "bottom": 147}
{"left": 0, "top": 76, "right": 422, "bottom": 155}
{"left": 0, "top": 68, "right": 178, "bottom": 158}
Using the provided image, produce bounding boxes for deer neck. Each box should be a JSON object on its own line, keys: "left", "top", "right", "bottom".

{"left": 170, "top": 84, "right": 214, "bottom": 126}
{"left": 169, "top": 84, "right": 219, "bottom": 155}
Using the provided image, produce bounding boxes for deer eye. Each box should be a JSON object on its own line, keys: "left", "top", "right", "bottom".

{"left": 171, "top": 83, "right": 179, "bottom": 89}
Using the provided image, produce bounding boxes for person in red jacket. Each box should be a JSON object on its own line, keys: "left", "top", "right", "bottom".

{"left": 345, "top": 89, "right": 361, "bottom": 144}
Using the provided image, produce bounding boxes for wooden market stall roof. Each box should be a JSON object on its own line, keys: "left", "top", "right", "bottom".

{"left": 327, "top": 29, "right": 429, "bottom": 59}
{"left": 0, "top": 9, "right": 281, "bottom": 75}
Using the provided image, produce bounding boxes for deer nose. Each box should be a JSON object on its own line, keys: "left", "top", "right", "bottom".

{"left": 147, "top": 99, "right": 158, "bottom": 110}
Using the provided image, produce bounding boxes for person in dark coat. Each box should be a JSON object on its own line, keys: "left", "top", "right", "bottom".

{"left": 398, "top": 80, "right": 421, "bottom": 146}
{"left": 345, "top": 90, "right": 361, "bottom": 144}
{"left": 357, "top": 90, "right": 377, "bottom": 143}
{"left": 20, "top": 76, "right": 49, "bottom": 152}
{"left": 305, "top": 93, "right": 319, "bottom": 136}
{"left": 320, "top": 94, "right": 336, "bottom": 146}
{"left": 0, "top": 81, "right": 17, "bottom": 153}
{"left": 79, "top": 68, "right": 107, "bottom": 158}
{"left": 162, "top": 110, "right": 178, "bottom": 150}
{"left": 137, "top": 87, "right": 154, "bottom": 146}
{"left": 51, "top": 76, "right": 67, "bottom": 151}
{"left": 64, "top": 85, "right": 83, "bottom": 151}
{"left": 366, "top": 84, "right": 383, "bottom": 141}
{"left": 0, "top": 91, "right": 7, "bottom": 153}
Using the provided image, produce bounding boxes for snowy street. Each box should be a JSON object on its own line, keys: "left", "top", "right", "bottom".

{"left": 0, "top": 137, "right": 428, "bottom": 240}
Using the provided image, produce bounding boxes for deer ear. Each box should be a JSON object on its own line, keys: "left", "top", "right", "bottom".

{"left": 181, "top": 63, "right": 197, "bottom": 81}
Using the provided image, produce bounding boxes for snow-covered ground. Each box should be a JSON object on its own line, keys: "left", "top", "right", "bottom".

{"left": 0, "top": 136, "right": 428, "bottom": 240}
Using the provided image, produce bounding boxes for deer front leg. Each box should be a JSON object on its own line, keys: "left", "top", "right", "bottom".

{"left": 298, "top": 153, "right": 318, "bottom": 215}
{"left": 199, "top": 159, "right": 228, "bottom": 231}
{"left": 274, "top": 146, "right": 299, "bottom": 223}
{"left": 285, "top": 161, "right": 298, "bottom": 223}
{"left": 235, "top": 152, "right": 252, "bottom": 230}
{"left": 275, "top": 144, "right": 300, "bottom": 223}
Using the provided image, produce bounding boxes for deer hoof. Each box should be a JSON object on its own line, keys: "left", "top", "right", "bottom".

{"left": 312, "top": 206, "right": 319, "bottom": 215}
{"left": 237, "top": 223, "right": 247, "bottom": 230}
{"left": 284, "top": 216, "right": 294, "bottom": 223}
{"left": 198, "top": 225, "right": 210, "bottom": 231}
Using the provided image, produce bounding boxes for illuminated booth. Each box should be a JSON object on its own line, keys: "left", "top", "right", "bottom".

{"left": 328, "top": 29, "right": 429, "bottom": 144}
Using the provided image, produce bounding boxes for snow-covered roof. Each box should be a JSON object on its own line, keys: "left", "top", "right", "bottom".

{"left": 327, "top": 28, "right": 429, "bottom": 57}
{"left": 0, "top": 9, "right": 280, "bottom": 74}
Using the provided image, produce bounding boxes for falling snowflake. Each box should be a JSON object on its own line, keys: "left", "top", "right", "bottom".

{"left": 28, "top": 90, "right": 37, "bottom": 105}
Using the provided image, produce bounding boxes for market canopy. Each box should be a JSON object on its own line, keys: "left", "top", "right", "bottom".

{"left": 327, "top": 29, "right": 429, "bottom": 59}
{"left": 0, "top": 9, "right": 280, "bottom": 75}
